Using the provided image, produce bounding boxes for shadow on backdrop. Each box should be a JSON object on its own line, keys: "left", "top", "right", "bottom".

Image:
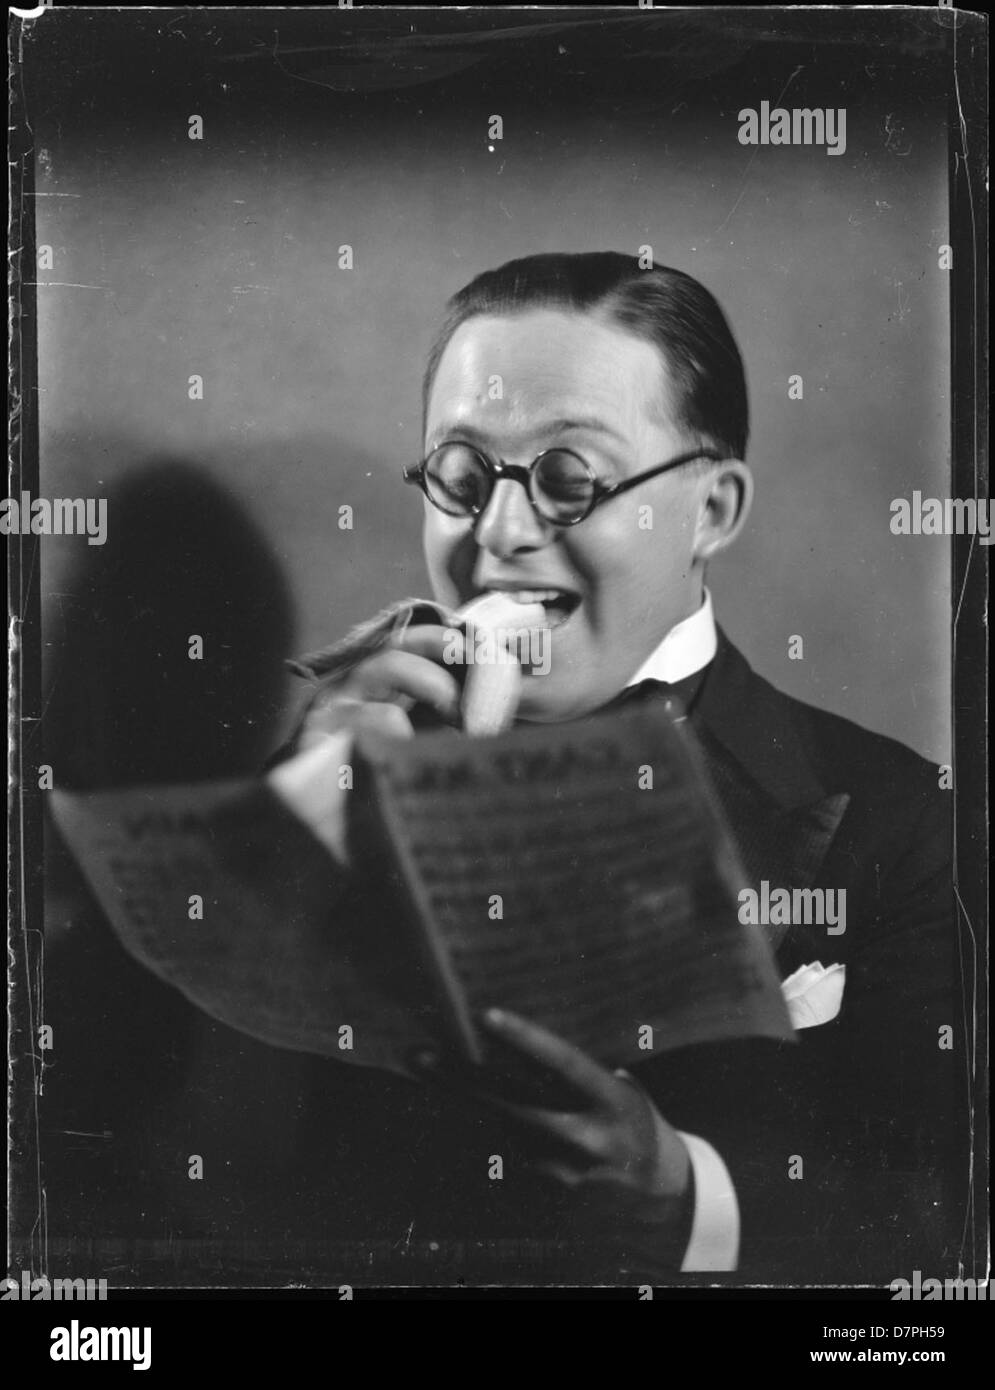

{"left": 39, "top": 462, "right": 301, "bottom": 1259}
{"left": 43, "top": 459, "right": 295, "bottom": 789}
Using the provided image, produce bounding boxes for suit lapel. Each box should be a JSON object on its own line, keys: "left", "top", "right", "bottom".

{"left": 688, "top": 630, "right": 851, "bottom": 953}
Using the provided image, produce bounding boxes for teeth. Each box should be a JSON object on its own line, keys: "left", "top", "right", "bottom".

{"left": 505, "top": 589, "right": 567, "bottom": 604}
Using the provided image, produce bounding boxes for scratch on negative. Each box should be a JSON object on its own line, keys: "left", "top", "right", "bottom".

{"left": 26, "top": 282, "right": 112, "bottom": 291}
{"left": 710, "top": 64, "right": 805, "bottom": 241}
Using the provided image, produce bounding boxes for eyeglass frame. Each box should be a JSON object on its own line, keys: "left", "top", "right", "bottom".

{"left": 402, "top": 442, "right": 727, "bottom": 527}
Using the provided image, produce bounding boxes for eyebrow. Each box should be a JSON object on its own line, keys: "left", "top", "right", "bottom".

{"left": 428, "top": 417, "right": 629, "bottom": 449}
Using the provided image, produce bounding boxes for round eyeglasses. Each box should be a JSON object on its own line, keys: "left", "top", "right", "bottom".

{"left": 403, "top": 442, "right": 725, "bottom": 527}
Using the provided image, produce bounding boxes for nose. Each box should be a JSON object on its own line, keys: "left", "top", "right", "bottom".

{"left": 473, "top": 476, "right": 551, "bottom": 558}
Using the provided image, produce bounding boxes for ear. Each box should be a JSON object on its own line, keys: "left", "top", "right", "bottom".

{"left": 692, "top": 460, "right": 753, "bottom": 562}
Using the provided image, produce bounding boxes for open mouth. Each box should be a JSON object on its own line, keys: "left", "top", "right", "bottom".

{"left": 485, "top": 587, "right": 581, "bottom": 629}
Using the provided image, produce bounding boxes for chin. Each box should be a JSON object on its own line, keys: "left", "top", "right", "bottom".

{"left": 516, "top": 675, "right": 602, "bottom": 724}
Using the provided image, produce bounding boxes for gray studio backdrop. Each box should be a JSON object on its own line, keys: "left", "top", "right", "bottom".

{"left": 35, "top": 66, "right": 950, "bottom": 766}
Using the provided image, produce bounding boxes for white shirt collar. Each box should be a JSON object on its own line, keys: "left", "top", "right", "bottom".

{"left": 625, "top": 587, "right": 717, "bottom": 688}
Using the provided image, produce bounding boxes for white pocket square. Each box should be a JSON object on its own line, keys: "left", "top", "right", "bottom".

{"left": 781, "top": 961, "right": 846, "bottom": 1029}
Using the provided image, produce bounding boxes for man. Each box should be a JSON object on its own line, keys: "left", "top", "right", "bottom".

{"left": 44, "top": 252, "right": 963, "bottom": 1287}
{"left": 262, "top": 253, "right": 963, "bottom": 1283}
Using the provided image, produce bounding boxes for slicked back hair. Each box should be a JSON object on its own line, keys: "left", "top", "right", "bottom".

{"left": 421, "top": 252, "right": 749, "bottom": 460}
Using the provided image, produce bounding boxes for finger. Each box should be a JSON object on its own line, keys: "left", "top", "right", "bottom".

{"left": 412, "top": 1062, "right": 577, "bottom": 1128}
{"left": 344, "top": 649, "right": 462, "bottom": 721}
{"left": 297, "top": 697, "right": 415, "bottom": 749}
{"left": 531, "top": 1159, "right": 586, "bottom": 1189}
{"left": 412, "top": 1064, "right": 600, "bottom": 1158}
{"left": 533, "top": 1158, "right": 646, "bottom": 1197}
{"left": 392, "top": 623, "right": 466, "bottom": 669}
{"left": 351, "top": 702, "right": 418, "bottom": 741}
{"left": 482, "top": 1100, "right": 611, "bottom": 1160}
{"left": 570, "top": 1167, "right": 643, "bottom": 1195}
{"left": 481, "top": 1009, "right": 618, "bottom": 1107}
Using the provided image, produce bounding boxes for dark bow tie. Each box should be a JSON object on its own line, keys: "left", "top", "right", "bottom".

{"left": 603, "top": 669, "right": 710, "bottom": 720}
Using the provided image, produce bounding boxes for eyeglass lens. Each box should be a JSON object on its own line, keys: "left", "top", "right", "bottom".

{"left": 424, "top": 443, "right": 595, "bottom": 524}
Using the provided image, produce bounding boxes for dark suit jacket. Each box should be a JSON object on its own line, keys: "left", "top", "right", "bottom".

{"left": 634, "top": 628, "right": 963, "bottom": 1284}
{"left": 39, "top": 631, "right": 966, "bottom": 1288}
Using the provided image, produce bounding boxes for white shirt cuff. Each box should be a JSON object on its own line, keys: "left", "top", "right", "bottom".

{"left": 675, "top": 1128, "right": 740, "bottom": 1272}
{"left": 265, "top": 731, "right": 354, "bottom": 866}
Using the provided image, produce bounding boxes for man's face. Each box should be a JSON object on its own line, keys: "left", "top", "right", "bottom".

{"left": 422, "top": 308, "right": 709, "bottom": 721}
